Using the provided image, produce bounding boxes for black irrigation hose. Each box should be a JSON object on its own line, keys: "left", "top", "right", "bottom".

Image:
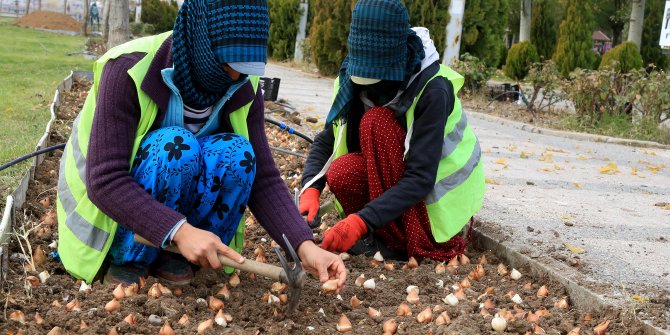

{"left": 265, "top": 118, "right": 314, "bottom": 144}
{"left": 0, "top": 119, "right": 314, "bottom": 172}
{"left": 0, "top": 143, "right": 66, "bottom": 172}
{"left": 486, "top": 91, "right": 526, "bottom": 108}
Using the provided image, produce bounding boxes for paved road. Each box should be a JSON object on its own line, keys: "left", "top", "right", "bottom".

{"left": 265, "top": 63, "right": 670, "bottom": 308}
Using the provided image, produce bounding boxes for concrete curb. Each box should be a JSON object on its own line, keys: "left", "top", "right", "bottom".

{"left": 472, "top": 225, "right": 670, "bottom": 335}
{"left": 469, "top": 111, "right": 670, "bottom": 150}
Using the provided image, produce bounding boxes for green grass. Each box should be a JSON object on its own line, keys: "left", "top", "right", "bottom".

{"left": 0, "top": 19, "right": 93, "bottom": 203}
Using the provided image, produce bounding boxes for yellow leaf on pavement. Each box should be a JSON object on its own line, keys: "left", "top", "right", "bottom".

{"left": 565, "top": 243, "right": 585, "bottom": 254}
{"left": 554, "top": 164, "right": 562, "bottom": 170}
{"left": 577, "top": 155, "right": 588, "bottom": 160}
{"left": 573, "top": 182, "right": 581, "bottom": 189}
{"left": 485, "top": 178, "right": 501, "bottom": 185}
{"left": 520, "top": 151, "right": 532, "bottom": 159}
{"left": 663, "top": 204, "right": 670, "bottom": 210}
{"left": 542, "top": 167, "right": 553, "bottom": 172}
{"left": 643, "top": 150, "right": 657, "bottom": 156}
{"left": 495, "top": 157, "right": 507, "bottom": 165}
{"left": 631, "top": 295, "right": 649, "bottom": 302}
{"left": 599, "top": 162, "right": 620, "bottom": 175}
{"left": 631, "top": 167, "right": 638, "bottom": 175}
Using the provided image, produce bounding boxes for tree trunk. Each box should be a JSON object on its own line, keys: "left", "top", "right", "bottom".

{"left": 63, "top": 0, "right": 67, "bottom": 14}
{"left": 103, "top": 1, "right": 111, "bottom": 42}
{"left": 81, "top": 0, "right": 89, "bottom": 36}
{"left": 627, "top": 0, "right": 645, "bottom": 49}
{"left": 25, "top": 0, "right": 30, "bottom": 15}
{"left": 107, "top": 0, "right": 129, "bottom": 49}
{"left": 519, "top": 0, "right": 532, "bottom": 42}
{"left": 293, "top": 0, "right": 308, "bottom": 63}
{"left": 443, "top": 0, "right": 466, "bottom": 66}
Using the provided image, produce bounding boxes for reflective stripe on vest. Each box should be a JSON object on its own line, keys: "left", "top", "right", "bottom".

{"left": 331, "top": 65, "right": 484, "bottom": 242}
{"left": 57, "top": 31, "right": 259, "bottom": 282}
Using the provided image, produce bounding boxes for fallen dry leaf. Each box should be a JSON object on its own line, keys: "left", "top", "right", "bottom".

{"left": 573, "top": 182, "right": 581, "bottom": 189}
{"left": 565, "top": 243, "right": 585, "bottom": 254}
{"left": 599, "top": 162, "right": 619, "bottom": 175}
{"left": 631, "top": 295, "right": 648, "bottom": 302}
{"left": 495, "top": 157, "right": 507, "bottom": 165}
{"left": 485, "top": 178, "right": 501, "bottom": 185}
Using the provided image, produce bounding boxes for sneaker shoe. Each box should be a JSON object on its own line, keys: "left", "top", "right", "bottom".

{"left": 150, "top": 251, "right": 194, "bottom": 286}
{"left": 348, "top": 235, "right": 408, "bottom": 261}
{"left": 103, "top": 264, "right": 149, "bottom": 286}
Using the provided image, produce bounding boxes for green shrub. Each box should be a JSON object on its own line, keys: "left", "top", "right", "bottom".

{"left": 268, "top": 0, "right": 302, "bottom": 61}
{"left": 525, "top": 60, "right": 566, "bottom": 114}
{"left": 130, "top": 22, "right": 145, "bottom": 36}
{"left": 552, "top": 0, "right": 597, "bottom": 77}
{"left": 451, "top": 53, "right": 495, "bottom": 95}
{"left": 503, "top": 41, "right": 540, "bottom": 81}
{"left": 308, "top": 0, "right": 355, "bottom": 76}
{"left": 599, "top": 42, "right": 643, "bottom": 73}
{"left": 141, "top": 0, "right": 178, "bottom": 34}
{"left": 402, "top": 0, "right": 450, "bottom": 59}
{"left": 531, "top": 0, "right": 561, "bottom": 60}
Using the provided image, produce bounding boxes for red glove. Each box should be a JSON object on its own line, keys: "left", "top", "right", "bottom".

{"left": 321, "top": 214, "right": 368, "bottom": 253}
{"left": 299, "top": 188, "right": 321, "bottom": 223}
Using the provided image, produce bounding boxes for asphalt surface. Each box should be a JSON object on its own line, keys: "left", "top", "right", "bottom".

{"left": 264, "top": 62, "right": 670, "bottom": 312}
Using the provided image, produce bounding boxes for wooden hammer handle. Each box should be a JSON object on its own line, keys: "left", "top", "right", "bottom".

{"left": 133, "top": 235, "right": 283, "bottom": 281}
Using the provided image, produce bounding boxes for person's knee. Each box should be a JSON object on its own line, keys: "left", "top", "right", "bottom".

{"left": 326, "top": 153, "right": 365, "bottom": 188}
{"left": 144, "top": 127, "right": 201, "bottom": 167}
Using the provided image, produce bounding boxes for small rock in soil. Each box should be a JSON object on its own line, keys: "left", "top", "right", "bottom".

{"left": 148, "top": 314, "right": 162, "bottom": 326}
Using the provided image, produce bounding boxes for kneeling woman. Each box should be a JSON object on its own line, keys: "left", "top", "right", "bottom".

{"left": 300, "top": 0, "right": 485, "bottom": 262}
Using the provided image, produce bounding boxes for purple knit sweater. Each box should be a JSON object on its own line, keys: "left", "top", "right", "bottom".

{"left": 85, "top": 36, "right": 313, "bottom": 251}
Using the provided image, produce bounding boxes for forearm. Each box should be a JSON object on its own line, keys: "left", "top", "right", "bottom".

{"left": 247, "top": 90, "right": 314, "bottom": 250}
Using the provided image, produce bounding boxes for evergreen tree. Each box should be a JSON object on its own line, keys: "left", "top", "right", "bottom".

{"left": 141, "top": 0, "right": 178, "bottom": 33}
{"left": 460, "top": 0, "right": 510, "bottom": 68}
{"left": 593, "top": 0, "right": 630, "bottom": 47}
{"left": 507, "top": 0, "right": 520, "bottom": 45}
{"left": 402, "top": 0, "right": 450, "bottom": 59}
{"left": 553, "top": 0, "right": 598, "bottom": 76}
{"left": 308, "top": 0, "right": 354, "bottom": 76}
{"left": 599, "top": 41, "right": 644, "bottom": 72}
{"left": 268, "top": 0, "right": 302, "bottom": 60}
{"left": 531, "top": 0, "right": 561, "bottom": 60}
{"left": 641, "top": 0, "right": 670, "bottom": 69}
{"left": 504, "top": 41, "right": 540, "bottom": 80}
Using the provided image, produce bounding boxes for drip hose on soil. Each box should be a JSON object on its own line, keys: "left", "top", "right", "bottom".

{"left": 0, "top": 143, "right": 66, "bottom": 172}
{"left": 265, "top": 118, "right": 314, "bottom": 144}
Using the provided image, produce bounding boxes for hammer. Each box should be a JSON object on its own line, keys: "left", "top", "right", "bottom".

{"left": 134, "top": 233, "right": 306, "bottom": 316}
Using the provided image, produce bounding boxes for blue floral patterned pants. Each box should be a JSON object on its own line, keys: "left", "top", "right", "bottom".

{"left": 108, "top": 127, "right": 256, "bottom": 267}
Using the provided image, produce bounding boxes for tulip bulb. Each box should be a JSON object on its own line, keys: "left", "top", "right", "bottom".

{"left": 158, "top": 283, "right": 172, "bottom": 295}
{"left": 583, "top": 312, "right": 592, "bottom": 322}
{"left": 382, "top": 319, "right": 397, "bottom": 335}
{"left": 448, "top": 256, "right": 460, "bottom": 267}
{"left": 47, "top": 326, "right": 62, "bottom": 335}
{"left": 336, "top": 314, "right": 352, "bottom": 333}
{"left": 339, "top": 252, "right": 350, "bottom": 261}
{"left": 368, "top": 307, "right": 381, "bottom": 318}
{"left": 178, "top": 314, "right": 190, "bottom": 325}
{"left": 66, "top": 298, "right": 81, "bottom": 312}
{"left": 271, "top": 282, "right": 287, "bottom": 294}
{"left": 123, "top": 313, "right": 136, "bottom": 325}
{"left": 593, "top": 320, "right": 609, "bottom": 335}
{"left": 9, "top": 310, "right": 25, "bottom": 323}
{"left": 26, "top": 276, "right": 40, "bottom": 287}
{"left": 523, "top": 282, "right": 533, "bottom": 290}
{"left": 491, "top": 314, "right": 507, "bottom": 331}
{"left": 355, "top": 274, "right": 366, "bottom": 287}
{"left": 383, "top": 263, "right": 395, "bottom": 271}
{"left": 483, "top": 299, "right": 495, "bottom": 310}
{"left": 555, "top": 297, "right": 569, "bottom": 309}
{"left": 197, "top": 319, "right": 213, "bottom": 334}
{"left": 113, "top": 284, "right": 126, "bottom": 300}
{"left": 479, "top": 255, "right": 488, "bottom": 264}
{"left": 351, "top": 295, "right": 362, "bottom": 308}
{"left": 104, "top": 298, "right": 120, "bottom": 313}
{"left": 460, "top": 278, "right": 472, "bottom": 289}
{"left": 454, "top": 289, "right": 467, "bottom": 300}
{"left": 537, "top": 285, "right": 548, "bottom": 298}
{"left": 435, "top": 262, "right": 446, "bottom": 274}
{"left": 406, "top": 257, "right": 419, "bottom": 269}
{"left": 497, "top": 263, "right": 508, "bottom": 276}
{"left": 459, "top": 254, "right": 470, "bottom": 265}
{"left": 511, "top": 294, "right": 523, "bottom": 305}
{"left": 148, "top": 283, "right": 162, "bottom": 298}
{"left": 416, "top": 307, "right": 433, "bottom": 323}
{"left": 373, "top": 251, "right": 384, "bottom": 262}
{"left": 215, "top": 309, "right": 227, "bottom": 327}
{"left": 38, "top": 271, "right": 50, "bottom": 283}
{"left": 406, "top": 289, "right": 420, "bottom": 304}
{"left": 80, "top": 321, "right": 88, "bottom": 329}
{"left": 209, "top": 296, "right": 224, "bottom": 310}
{"left": 33, "top": 245, "right": 47, "bottom": 266}
{"left": 79, "top": 281, "right": 92, "bottom": 293}
{"left": 322, "top": 279, "right": 339, "bottom": 293}
{"left": 159, "top": 320, "right": 176, "bottom": 335}
{"left": 510, "top": 268, "right": 522, "bottom": 280}
{"left": 228, "top": 272, "right": 240, "bottom": 287}
{"left": 363, "top": 278, "right": 376, "bottom": 290}
{"left": 567, "top": 327, "right": 581, "bottom": 335}
{"left": 534, "top": 324, "right": 546, "bottom": 334}
{"left": 443, "top": 293, "right": 459, "bottom": 306}
{"left": 396, "top": 302, "right": 412, "bottom": 316}
{"left": 108, "top": 327, "right": 119, "bottom": 335}
{"left": 34, "top": 312, "right": 44, "bottom": 324}
{"left": 406, "top": 285, "right": 419, "bottom": 294}
{"left": 435, "top": 311, "right": 451, "bottom": 326}
{"left": 218, "top": 285, "right": 231, "bottom": 300}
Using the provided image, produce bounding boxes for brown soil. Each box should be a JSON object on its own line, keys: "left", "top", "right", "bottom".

{"left": 16, "top": 11, "right": 81, "bottom": 33}
{"left": 0, "top": 80, "right": 649, "bottom": 334}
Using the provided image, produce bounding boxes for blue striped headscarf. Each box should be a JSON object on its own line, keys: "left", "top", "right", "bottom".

{"left": 172, "top": 0, "right": 269, "bottom": 109}
{"left": 326, "top": 0, "right": 424, "bottom": 123}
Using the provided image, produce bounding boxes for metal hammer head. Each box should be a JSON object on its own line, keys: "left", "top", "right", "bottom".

{"left": 274, "top": 234, "right": 306, "bottom": 316}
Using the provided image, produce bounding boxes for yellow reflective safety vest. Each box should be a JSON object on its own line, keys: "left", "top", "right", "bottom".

{"left": 57, "top": 31, "right": 259, "bottom": 283}
{"left": 332, "top": 65, "right": 485, "bottom": 242}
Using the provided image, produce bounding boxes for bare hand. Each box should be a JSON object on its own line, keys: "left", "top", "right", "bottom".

{"left": 172, "top": 222, "right": 244, "bottom": 269}
{"left": 296, "top": 240, "right": 347, "bottom": 292}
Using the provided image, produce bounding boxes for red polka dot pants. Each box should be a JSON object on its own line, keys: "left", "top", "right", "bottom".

{"left": 326, "top": 107, "right": 467, "bottom": 262}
